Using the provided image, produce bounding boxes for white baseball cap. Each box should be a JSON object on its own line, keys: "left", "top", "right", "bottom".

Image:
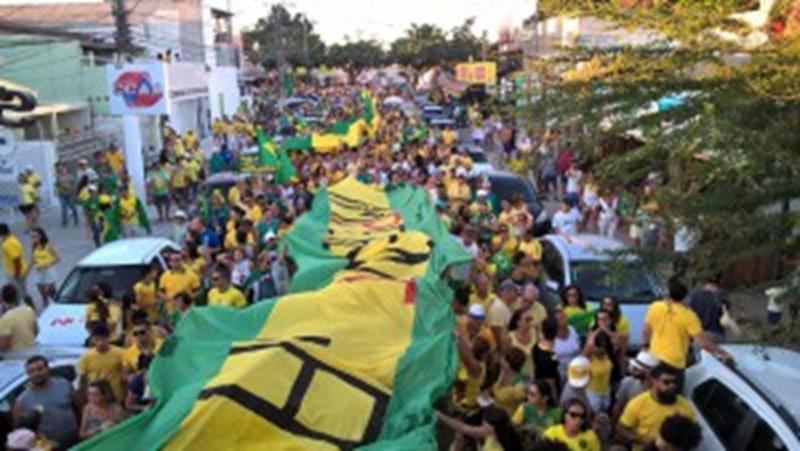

{"left": 567, "top": 356, "right": 591, "bottom": 388}
{"left": 467, "top": 304, "right": 486, "bottom": 319}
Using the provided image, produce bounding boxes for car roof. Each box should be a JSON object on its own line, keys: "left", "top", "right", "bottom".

{"left": 722, "top": 344, "right": 800, "bottom": 432}
{"left": 78, "top": 238, "right": 177, "bottom": 267}
{"left": 203, "top": 171, "right": 249, "bottom": 185}
{"left": 543, "top": 234, "right": 629, "bottom": 261}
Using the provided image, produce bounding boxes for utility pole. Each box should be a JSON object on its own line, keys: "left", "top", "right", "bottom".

{"left": 111, "top": 0, "right": 133, "bottom": 59}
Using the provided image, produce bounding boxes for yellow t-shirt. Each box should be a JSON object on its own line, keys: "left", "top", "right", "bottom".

{"left": 85, "top": 301, "right": 123, "bottom": 342}
{"left": 446, "top": 182, "right": 471, "bottom": 204}
{"left": 543, "top": 425, "right": 601, "bottom": 451}
{"left": 563, "top": 305, "right": 589, "bottom": 319}
{"left": 159, "top": 269, "right": 200, "bottom": 299}
{"left": 510, "top": 332, "right": 536, "bottom": 379}
{"left": 468, "top": 291, "right": 493, "bottom": 310}
{"left": 107, "top": 150, "right": 124, "bottom": 174}
{"left": 452, "top": 364, "right": 485, "bottom": 415}
{"left": 32, "top": 244, "right": 56, "bottom": 269}
{"left": 587, "top": 355, "right": 613, "bottom": 395}
{"left": 442, "top": 129, "right": 457, "bottom": 146}
{"left": 78, "top": 346, "right": 126, "bottom": 402}
{"left": 183, "top": 159, "right": 201, "bottom": 182}
{"left": 245, "top": 205, "right": 263, "bottom": 223}
{"left": 21, "top": 183, "right": 37, "bottom": 205}
{"left": 645, "top": 300, "right": 702, "bottom": 368}
{"left": 617, "top": 316, "right": 631, "bottom": 335}
{"left": 133, "top": 281, "right": 159, "bottom": 323}
{"left": 171, "top": 166, "right": 188, "bottom": 189}
{"left": 228, "top": 186, "right": 242, "bottom": 206}
{"left": 0, "top": 305, "right": 36, "bottom": 351}
{"left": 519, "top": 239, "right": 543, "bottom": 261}
{"left": 122, "top": 339, "right": 163, "bottom": 373}
{"left": 119, "top": 195, "right": 138, "bottom": 225}
{"left": 2, "top": 236, "right": 28, "bottom": 276}
{"left": 619, "top": 391, "right": 696, "bottom": 446}
{"left": 173, "top": 140, "right": 186, "bottom": 159}
{"left": 207, "top": 287, "right": 247, "bottom": 308}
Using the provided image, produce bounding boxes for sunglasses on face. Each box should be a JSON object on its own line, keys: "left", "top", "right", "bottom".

{"left": 567, "top": 410, "right": 586, "bottom": 420}
{"left": 133, "top": 329, "right": 147, "bottom": 336}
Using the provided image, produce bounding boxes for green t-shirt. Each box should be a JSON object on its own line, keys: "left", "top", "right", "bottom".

{"left": 148, "top": 169, "right": 170, "bottom": 196}
{"left": 521, "top": 405, "right": 561, "bottom": 429}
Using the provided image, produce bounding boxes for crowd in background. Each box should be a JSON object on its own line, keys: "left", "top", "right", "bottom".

{"left": 0, "top": 81, "right": 738, "bottom": 451}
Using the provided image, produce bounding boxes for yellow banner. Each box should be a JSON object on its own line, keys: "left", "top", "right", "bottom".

{"left": 455, "top": 62, "right": 497, "bottom": 85}
{"left": 164, "top": 276, "right": 416, "bottom": 451}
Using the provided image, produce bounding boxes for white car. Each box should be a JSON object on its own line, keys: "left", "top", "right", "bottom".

{"left": 539, "top": 234, "right": 666, "bottom": 348}
{"left": 685, "top": 345, "right": 800, "bottom": 451}
{"left": 37, "top": 238, "right": 179, "bottom": 347}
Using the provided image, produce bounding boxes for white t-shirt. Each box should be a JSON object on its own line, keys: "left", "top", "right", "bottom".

{"left": 552, "top": 208, "right": 581, "bottom": 235}
{"left": 566, "top": 169, "right": 583, "bottom": 194}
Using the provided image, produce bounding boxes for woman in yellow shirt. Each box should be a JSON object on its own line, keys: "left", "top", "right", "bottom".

{"left": 560, "top": 285, "right": 589, "bottom": 319}
{"left": 543, "top": 399, "right": 601, "bottom": 451}
{"left": 85, "top": 283, "right": 123, "bottom": 344}
{"left": 583, "top": 329, "right": 616, "bottom": 413}
{"left": 28, "top": 227, "right": 60, "bottom": 309}
{"left": 133, "top": 266, "right": 160, "bottom": 324}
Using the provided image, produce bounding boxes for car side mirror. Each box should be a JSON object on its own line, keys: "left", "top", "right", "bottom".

{"left": 545, "top": 280, "right": 560, "bottom": 293}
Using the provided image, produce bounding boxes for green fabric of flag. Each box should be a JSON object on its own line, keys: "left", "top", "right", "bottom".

{"left": 256, "top": 127, "right": 279, "bottom": 169}
{"left": 568, "top": 308, "right": 599, "bottom": 337}
{"left": 74, "top": 176, "right": 471, "bottom": 451}
{"left": 282, "top": 135, "right": 312, "bottom": 152}
{"left": 275, "top": 144, "right": 296, "bottom": 184}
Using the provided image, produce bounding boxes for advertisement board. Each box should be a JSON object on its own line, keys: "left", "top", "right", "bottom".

{"left": 455, "top": 62, "right": 498, "bottom": 85}
{"left": 107, "top": 63, "right": 169, "bottom": 115}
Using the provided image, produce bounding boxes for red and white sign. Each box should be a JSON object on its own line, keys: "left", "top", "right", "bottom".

{"left": 107, "top": 63, "right": 169, "bottom": 115}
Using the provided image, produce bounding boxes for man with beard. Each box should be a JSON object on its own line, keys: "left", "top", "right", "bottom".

{"left": 616, "top": 363, "right": 695, "bottom": 450}
{"left": 13, "top": 355, "right": 80, "bottom": 450}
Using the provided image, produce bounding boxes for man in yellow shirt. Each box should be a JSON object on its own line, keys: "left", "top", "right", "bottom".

{"left": 1, "top": 223, "right": 28, "bottom": 296}
{"left": 0, "top": 284, "right": 37, "bottom": 352}
{"left": 133, "top": 266, "right": 160, "bottom": 323}
{"left": 106, "top": 145, "right": 124, "bottom": 174}
{"left": 123, "top": 317, "right": 163, "bottom": 375}
{"left": 617, "top": 363, "right": 696, "bottom": 450}
{"left": 78, "top": 323, "right": 126, "bottom": 402}
{"left": 207, "top": 267, "right": 247, "bottom": 308}
{"left": 643, "top": 278, "right": 731, "bottom": 369}
{"left": 159, "top": 253, "right": 200, "bottom": 309}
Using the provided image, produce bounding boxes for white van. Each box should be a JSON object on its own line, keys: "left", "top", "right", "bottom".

{"left": 37, "top": 238, "right": 179, "bottom": 347}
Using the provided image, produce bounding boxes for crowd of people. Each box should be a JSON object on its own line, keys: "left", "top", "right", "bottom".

{"left": 0, "top": 79, "right": 739, "bottom": 451}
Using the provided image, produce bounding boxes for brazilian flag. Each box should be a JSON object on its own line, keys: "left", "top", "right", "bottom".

{"left": 76, "top": 177, "right": 472, "bottom": 450}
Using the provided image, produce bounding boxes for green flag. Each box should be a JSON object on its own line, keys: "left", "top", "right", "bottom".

{"left": 275, "top": 144, "right": 296, "bottom": 184}
{"left": 256, "top": 127, "right": 279, "bottom": 169}
{"left": 75, "top": 177, "right": 472, "bottom": 451}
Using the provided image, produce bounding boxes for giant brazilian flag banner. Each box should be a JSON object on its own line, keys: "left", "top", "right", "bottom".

{"left": 76, "top": 177, "right": 471, "bottom": 450}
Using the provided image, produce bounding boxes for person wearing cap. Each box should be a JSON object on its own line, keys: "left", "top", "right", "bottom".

{"left": 559, "top": 356, "right": 592, "bottom": 413}
{"left": 77, "top": 158, "right": 99, "bottom": 184}
{"left": 456, "top": 303, "right": 497, "bottom": 351}
{"left": 487, "top": 279, "right": 519, "bottom": 352}
{"left": 617, "top": 363, "right": 696, "bottom": 450}
{"left": 170, "top": 210, "right": 189, "bottom": 245}
{"left": 613, "top": 350, "right": 659, "bottom": 421}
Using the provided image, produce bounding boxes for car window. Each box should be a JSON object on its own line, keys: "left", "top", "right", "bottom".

{"left": 693, "top": 379, "right": 755, "bottom": 449}
{"left": 467, "top": 151, "right": 488, "bottom": 163}
{"left": 55, "top": 265, "right": 149, "bottom": 304}
{"left": 747, "top": 418, "right": 787, "bottom": 451}
{"left": 541, "top": 241, "right": 565, "bottom": 287}
{"left": 489, "top": 176, "right": 535, "bottom": 204}
{"left": 569, "top": 261, "right": 662, "bottom": 304}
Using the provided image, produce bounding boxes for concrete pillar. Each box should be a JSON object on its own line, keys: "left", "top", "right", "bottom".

{"left": 122, "top": 114, "right": 147, "bottom": 203}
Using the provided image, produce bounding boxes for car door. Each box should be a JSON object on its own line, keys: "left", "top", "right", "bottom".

{"left": 691, "top": 378, "right": 792, "bottom": 451}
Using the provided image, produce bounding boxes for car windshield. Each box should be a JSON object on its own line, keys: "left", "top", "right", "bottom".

{"left": 489, "top": 176, "right": 535, "bottom": 203}
{"left": 55, "top": 266, "right": 149, "bottom": 304}
{"left": 570, "top": 260, "right": 662, "bottom": 304}
{"left": 467, "top": 151, "right": 488, "bottom": 163}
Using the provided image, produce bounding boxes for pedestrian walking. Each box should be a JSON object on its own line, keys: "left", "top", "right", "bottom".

{"left": 55, "top": 162, "right": 79, "bottom": 227}
{"left": 29, "top": 227, "right": 60, "bottom": 310}
{"left": 0, "top": 223, "right": 29, "bottom": 297}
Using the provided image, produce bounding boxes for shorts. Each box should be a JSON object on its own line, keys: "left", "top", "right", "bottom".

{"left": 154, "top": 194, "right": 170, "bottom": 208}
{"left": 32, "top": 267, "right": 57, "bottom": 285}
{"left": 587, "top": 390, "right": 610, "bottom": 413}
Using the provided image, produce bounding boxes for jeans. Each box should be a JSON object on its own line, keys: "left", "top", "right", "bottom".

{"left": 59, "top": 194, "right": 79, "bottom": 226}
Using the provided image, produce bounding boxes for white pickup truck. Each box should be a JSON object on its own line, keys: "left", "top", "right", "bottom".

{"left": 685, "top": 344, "right": 800, "bottom": 451}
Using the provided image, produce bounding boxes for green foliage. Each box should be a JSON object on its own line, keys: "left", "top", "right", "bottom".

{"left": 326, "top": 39, "right": 385, "bottom": 70}
{"left": 389, "top": 19, "right": 482, "bottom": 68}
{"left": 521, "top": 1, "right": 800, "bottom": 275}
{"left": 243, "top": 5, "right": 326, "bottom": 69}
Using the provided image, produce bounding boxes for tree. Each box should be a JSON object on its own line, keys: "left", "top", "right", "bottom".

{"left": 325, "top": 39, "right": 386, "bottom": 70}
{"left": 522, "top": 1, "right": 800, "bottom": 278}
{"left": 243, "top": 4, "right": 326, "bottom": 69}
{"left": 389, "top": 23, "right": 449, "bottom": 68}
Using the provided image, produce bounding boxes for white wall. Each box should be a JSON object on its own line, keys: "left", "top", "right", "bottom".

{"left": 209, "top": 66, "right": 240, "bottom": 120}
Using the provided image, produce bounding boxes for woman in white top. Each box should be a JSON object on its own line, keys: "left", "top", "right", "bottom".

{"left": 553, "top": 309, "right": 581, "bottom": 382}
{"left": 597, "top": 189, "right": 619, "bottom": 238}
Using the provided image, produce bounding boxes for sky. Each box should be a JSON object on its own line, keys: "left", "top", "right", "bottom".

{"left": 231, "top": 0, "right": 537, "bottom": 45}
